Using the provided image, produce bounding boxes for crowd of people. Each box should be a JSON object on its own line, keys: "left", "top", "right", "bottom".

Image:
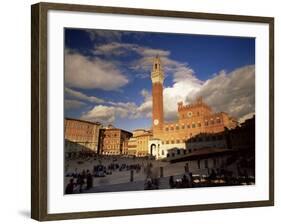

{"left": 106, "top": 163, "right": 142, "bottom": 172}
{"left": 65, "top": 169, "right": 93, "bottom": 194}
{"left": 169, "top": 173, "right": 194, "bottom": 188}
{"left": 165, "top": 168, "right": 255, "bottom": 189}
{"left": 65, "top": 158, "right": 147, "bottom": 194}
{"left": 65, "top": 154, "right": 255, "bottom": 194}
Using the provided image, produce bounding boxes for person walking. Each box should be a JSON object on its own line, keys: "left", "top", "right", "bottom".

{"left": 86, "top": 170, "right": 93, "bottom": 190}
{"left": 77, "top": 173, "right": 85, "bottom": 193}
{"left": 169, "top": 176, "right": 174, "bottom": 188}
{"left": 182, "top": 174, "right": 189, "bottom": 188}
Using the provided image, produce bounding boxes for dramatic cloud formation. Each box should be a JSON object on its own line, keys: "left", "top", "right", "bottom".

{"left": 136, "top": 89, "right": 152, "bottom": 118}
{"left": 116, "top": 66, "right": 253, "bottom": 124}
{"left": 163, "top": 77, "right": 202, "bottom": 121}
{"left": 81, "top": 104, "right": 137, "bottom": 124}
{"left": 65, "top": 87, "right": 104, "bottom": 104}
{"left": 194, "top": 65, "right": 255, "bottom": 121}
{"left": 86, "top": 30, "right": 147, "bottom": 44}
{"left": 79, "top": 65, "right": 255, "bottom": 126}
{"left": 131, "top": 71, "right": 202, "bottom": 122}
{"left": 161, "top": 65, "right": 255, "bottom": 122}
{"left": 65, "top": 51, "right": 129, "bottom": 90}
{"left": 67, "top": 33, "right": 255, "bottom": 127}
{"left": 81, "top": 105, "right": 126, "bottom": 124}
{"left": 81, "top": 90, "right": 153, "bottom": 124}
{"left": 78, "top": 53, "right": 254, "bottom": 126}
{"left": 93, "top": 42, "right": 170, "bottom": 57}
{"left": 132, "top": 54, "right": 203, "bottom": 121}
{"left": 93, "top": 42, "right": 198, "bottom": 83}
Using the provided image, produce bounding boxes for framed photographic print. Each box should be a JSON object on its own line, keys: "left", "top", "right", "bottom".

{"left": 31, "top": 2, "right": 274, "bottom": 221}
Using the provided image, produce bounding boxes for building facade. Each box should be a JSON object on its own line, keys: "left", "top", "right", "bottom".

{"left": 127, "top": 129, "right": 152, "bottom": 157}
{"left": 186, "top": 132, "right": 228, "bottom": 153}
{"left": 169, "top": 116, "right": 255, "bottom": 176}
{"left": 98, "top": 128, "right": 132, "bottom": 155}
{"left": 127, "top": 136, "right": 137, "bottom": 156}
{"left": 149, "top": 56, "right": 237, "bottom": 159}
{"left": 64, "top": 118, "right": 101, "bottom": 158}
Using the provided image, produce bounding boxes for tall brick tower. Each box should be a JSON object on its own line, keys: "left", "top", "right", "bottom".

{"left": 151, "top": 56, "right": 164, "bottom": 135}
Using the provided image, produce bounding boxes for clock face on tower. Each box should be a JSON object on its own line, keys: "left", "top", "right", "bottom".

{"left": 154, "top": 119, "right": 159, "bottom": 125}
{"left": 187, "top": 111, "right": 193, "bottom": 118}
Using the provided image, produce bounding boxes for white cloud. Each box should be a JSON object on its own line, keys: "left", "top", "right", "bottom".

{"left": 81, "top": 104, "right": 132, "bottom": 124}
{"left": 93, "top": 42, "right": 170, "bottom": 57}
{"left": 238, "top": 112, "right": 255, "bottom": 123}
{"left": 65, "top": 51, "right": 129, "bottom": 90}
{"left": 137, "top": 100, "right": 152, "bottom": 118}
{"left": 81, "top": 105, "right": 116, "bottom": 123}
{"left": 93, "top": 42, "right": 195, "bottom": 81}
{"left": 135, "top": 89, "right": 152, "bottom": 118}
{"left": 65, "top": 99, "right": 86, "bottom": 110}
{"left": 140, "top": 89, "right": 151, "bottom": 101}
{"left": 163, "top": 77, "right": 202, "bottom": 121}
{"left": 65, "top": 87, "right": 104, "bottom": 103}
{"left": 194, "top": 65, "right": 255, "bottom": 120}
{"left": 80, "top": 89, "right": 154, "bottom": 124}
{"left": 93, "top": 42, "right": 130, "bottom": 56}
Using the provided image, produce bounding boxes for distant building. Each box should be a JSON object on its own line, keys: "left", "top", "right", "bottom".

{"left": 186, "top": 132, "right": 228, "bottom": 153}
{"left": 98, "top": 128, "right": 132, "bottom": 155}
{"left": 64, "top": 118, "right": 101, "bottom": 158}
{"left": 127, "top": 136, "right": 137, "bottom": 156}
{"left": 148, "top": 56, "right": 237, "bottom": 158}
{"left": 166, "top": 147, "right": 187, "bottom": 160}
{"left": 170, "top": 116, "right": 255, "bottom": 177}
{"left": 127, "top": 129, "right": 152, "bottom": 157}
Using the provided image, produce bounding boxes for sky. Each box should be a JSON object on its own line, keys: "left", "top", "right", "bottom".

{"left": 64, "top": 28, "right": 255, "bottom": 131}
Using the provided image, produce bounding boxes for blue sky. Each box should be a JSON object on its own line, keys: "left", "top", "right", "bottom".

{"left": 64, "top": 28, "right": 255, "bottom": 131}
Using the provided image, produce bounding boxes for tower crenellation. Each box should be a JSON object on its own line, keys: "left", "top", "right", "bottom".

{"left": 177, "top": 97, "right": 212, "bottom": 113}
